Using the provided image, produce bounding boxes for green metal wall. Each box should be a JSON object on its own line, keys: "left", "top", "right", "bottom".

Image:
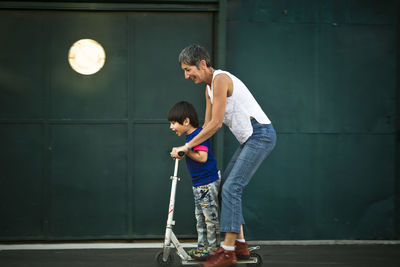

{"left": 226, "top": 0, "right": 399, "bottom": 240}
{"left": 0, "top": 0, "right": 399, "bottom": 242}
{"left": 0, "top": 5, "right": 216, "bottom": 240}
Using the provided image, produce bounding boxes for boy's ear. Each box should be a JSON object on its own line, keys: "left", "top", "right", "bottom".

{"left": 183, "top": 117, "right": 190, "bottom": 126}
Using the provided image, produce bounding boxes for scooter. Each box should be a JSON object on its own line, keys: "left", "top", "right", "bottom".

{"left": 155, "top": 152, "right": 263, "bottom": 266}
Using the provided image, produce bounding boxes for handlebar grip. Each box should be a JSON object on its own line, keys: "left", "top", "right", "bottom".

{"left": 178, "top": 151, "right": 185, "bottom": 157}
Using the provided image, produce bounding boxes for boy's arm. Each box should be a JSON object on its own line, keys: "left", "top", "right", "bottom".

{"left": 186, "top": 149, "right": 208, "bottom": 163}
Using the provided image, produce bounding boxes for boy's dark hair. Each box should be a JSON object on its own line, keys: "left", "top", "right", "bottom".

{"left": 168, "top": 101, "right": 199, "bottom": 128}
{"left": 178, "top": 44, "right": 211, "bottom": 68}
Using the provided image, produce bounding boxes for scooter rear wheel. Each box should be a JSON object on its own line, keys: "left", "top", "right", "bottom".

{"left": 155, "top": 250, "right": 174, "bottom": 267}
{"left": 247, "top": 252, "right": 263, "bottom": 266}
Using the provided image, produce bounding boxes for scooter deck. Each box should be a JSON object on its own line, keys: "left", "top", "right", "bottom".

{"left": 178, "top": 245, "right": 261, "bottom": 265}
{"left": 181, "top": 256, "right": 258, "bottom": 265}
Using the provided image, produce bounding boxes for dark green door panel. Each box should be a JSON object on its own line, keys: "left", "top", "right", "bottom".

{"left": 0, "top": 8, "right": 214, "bottom": 241}
{"left": 226, "top": 22, "right": 319, "bottom": 132}
{"left": 226, "top": 0, "right": 399, "bottom": 240}
{"left": 318, "top": 23, "right": 396, "bottom": 133}
{"left": 1, "top": 0, "right": 399, "bottom": 242}
{"left": 0, "top": 12, "right": 45, "bottom": 119}
{"left": 226, "top": 22, "right": 396, "bottom": 134}
{"left": 131, "top": 123, "right": 195, "bottom": 238}
{"left": 50, "top": 12, "right": 129, "bottom": 120}
{"left": 49, "top": 124, "right": 128, "bottom": 238}
{"left": 223, "top": 130, "right": 396, "bottom": 240}
{"left": 0, "top": 125, "right": 44, "bottom": 238}
{"left": 130, "top": 12, "right": 213, "bottom": 120}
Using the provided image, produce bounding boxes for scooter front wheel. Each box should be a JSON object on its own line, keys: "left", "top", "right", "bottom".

{"left": 155, "top": 250, "right": 174, "bottom": 267}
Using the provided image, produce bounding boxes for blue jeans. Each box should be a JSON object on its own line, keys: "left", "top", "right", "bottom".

{"left": 220, "top": 120, "right": 276, "bottom": 233}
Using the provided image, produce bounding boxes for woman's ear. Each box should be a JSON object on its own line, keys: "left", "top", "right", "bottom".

{"left": 199, "top": 59, "right": 207, "bottom": 70}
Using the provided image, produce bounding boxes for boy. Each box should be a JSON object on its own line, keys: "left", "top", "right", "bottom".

{"left": 168, "top": 101, "right": 220, "bottom": 260}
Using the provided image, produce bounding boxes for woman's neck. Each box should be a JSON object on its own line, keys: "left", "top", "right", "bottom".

{"left": 205, "top": 67, "right": 215, "bottom": 86}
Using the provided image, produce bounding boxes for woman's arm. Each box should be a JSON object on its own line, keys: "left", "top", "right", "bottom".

{"left": 173, "top": 74, "right": 230, "bottom": 157}
{"left": 202, "top": 88, "right": 212, "bottom": 129}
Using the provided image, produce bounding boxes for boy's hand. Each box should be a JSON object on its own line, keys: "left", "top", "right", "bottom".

{"left": 170, "top": 146, "right": 188, "bottom": 159}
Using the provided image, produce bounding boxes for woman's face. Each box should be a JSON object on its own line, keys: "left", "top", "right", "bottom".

{"left": 181, "top": 62, "right": 204, "bottom": 84}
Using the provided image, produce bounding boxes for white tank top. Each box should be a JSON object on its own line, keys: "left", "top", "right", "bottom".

{"left": 207, "top": 70, "right": 271, "bottom": 144}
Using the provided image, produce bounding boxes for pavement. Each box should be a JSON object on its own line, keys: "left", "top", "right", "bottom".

{"left": 1, "top": 243, "right": 400, "bottom": 267}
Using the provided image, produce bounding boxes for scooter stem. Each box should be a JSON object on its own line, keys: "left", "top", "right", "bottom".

{"left": 173, "top": 157, "right": 179, "bottom": 177}
{"left": 164, "top": 158, "right": 181, "bottom": 247}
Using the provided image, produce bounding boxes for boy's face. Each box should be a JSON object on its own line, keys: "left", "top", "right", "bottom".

{"left": 169, "top": 121, "right": 188, "bottom": 136}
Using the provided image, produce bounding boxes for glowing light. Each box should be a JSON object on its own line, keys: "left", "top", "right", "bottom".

{"left": 68, "top": 39, "right": 106, "bottom": 75}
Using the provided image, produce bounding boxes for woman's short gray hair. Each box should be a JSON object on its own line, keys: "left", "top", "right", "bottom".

{"left": 178, "top": 44, "right": 211, "bottom": 67}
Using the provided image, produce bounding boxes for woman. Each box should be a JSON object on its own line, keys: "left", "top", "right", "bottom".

{"left": 171, "top": 44, "right": 276, "bottom": 267}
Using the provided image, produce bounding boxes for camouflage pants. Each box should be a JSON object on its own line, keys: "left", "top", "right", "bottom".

{"left": 192, "top": 177, "right": 221, "bottom": 252}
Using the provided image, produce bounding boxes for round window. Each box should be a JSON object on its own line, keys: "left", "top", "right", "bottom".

{"left": 68, "top": 39, "right": 106, "bottom": 75}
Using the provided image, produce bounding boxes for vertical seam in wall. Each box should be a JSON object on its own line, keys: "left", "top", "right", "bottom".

{"left": 312, "top": 5, "right": 321, "bottom": 232}
{"left": 395, "top": 1, "right": 400, "bottom": 239}
{"left": 42, "top": 12, "right": 52, "bottom": 240}
{"left": 215, "top": 0, "right": 226, "bottom": 170}
{"left": 127, "top": 13, "right": 133, "bottom": 238}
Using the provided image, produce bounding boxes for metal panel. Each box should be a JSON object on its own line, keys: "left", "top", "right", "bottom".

{"left": 0, "top": 12, "right": 45, "bottom": 119}
{"left": 130, "top": 12, "right": 212, "bottom": 120}
{"left": 228, "top": 0, "right": 397, "bottom": 25}
{"left": 236, "top": 133, "right": 396, "bottom": 240}
{"left": 131, "top": 123, "right": 195, "bottom": 238}
{"left": 0, "top": 124, "right": 44, "bottom": 238}
{"left": 49, "top": 124, "right": 128, "bottom": 238}
{"left": 2, "top": 0, "right": 397, "bottom": 242}
{"left": 0, "top": 7, "right": 214, "bottom": 241}
{"left": 226, "top": 21, "right": 318, "bottom": 133}
{"left": 318, "top": 23, "right": 396, "bottom": 133}
{"left": 50, "top": 12, "right": 128, "bottom": 120}
{"left": 227, "top": 0, "right": 399, "bottom": 240}
{"left": 0, "top": 1, "right": 218, "bottom": 12}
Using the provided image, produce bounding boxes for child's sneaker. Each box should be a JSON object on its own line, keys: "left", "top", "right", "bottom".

{"left": 187, "top": 248, "right": 198, "bottom": 257}
{"left": 187, "top": 248, "right": 210, "bottom": 261}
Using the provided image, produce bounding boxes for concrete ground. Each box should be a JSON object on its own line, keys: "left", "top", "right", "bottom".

{"left": 1, "top": 244, "right": 400, "bottom": 267}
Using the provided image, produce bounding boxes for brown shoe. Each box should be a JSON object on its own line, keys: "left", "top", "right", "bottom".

{"left": 202, "top": 247, "right": 237, "bottom": 267}
{"left": 235, "top": 240, "right": 250, "bottom": 260}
